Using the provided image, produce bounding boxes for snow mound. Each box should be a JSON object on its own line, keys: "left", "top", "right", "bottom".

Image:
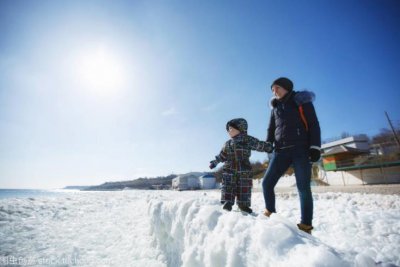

{"left": 148, "top": 194, "right": 349, "bottom": 267}
{"left": 1, "top": 190, "right": 399, "bottom": 267}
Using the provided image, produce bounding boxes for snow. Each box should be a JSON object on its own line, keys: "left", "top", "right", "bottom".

{"left": 0, "top": 190, "right": 399, "bottom": 267}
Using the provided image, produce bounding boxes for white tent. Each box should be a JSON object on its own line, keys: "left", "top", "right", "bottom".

{"left": 172, "top": 174, "right": 200, "bottom": 191}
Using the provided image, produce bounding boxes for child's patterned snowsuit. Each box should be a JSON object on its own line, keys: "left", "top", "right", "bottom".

{"left": 212, "top": 118, "right": 270, "bottom": 207}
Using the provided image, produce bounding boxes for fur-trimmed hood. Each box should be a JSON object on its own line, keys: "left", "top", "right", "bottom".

{"left": 270, "top": 90, "right": 316, "bottom": 108}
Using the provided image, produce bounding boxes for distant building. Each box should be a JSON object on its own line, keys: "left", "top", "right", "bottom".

{"left": 322, "top": 135, "right": 370, "bottom": 171}
{"left": 320, "top": 135, "right": 400, "bottom": 185}
{"left": 371, "top": 143, "right": 399, "bottom": 156}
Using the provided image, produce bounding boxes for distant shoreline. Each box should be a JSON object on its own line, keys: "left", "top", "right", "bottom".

{"left": 2, "top": 183, "right": 400, "bottom": 195}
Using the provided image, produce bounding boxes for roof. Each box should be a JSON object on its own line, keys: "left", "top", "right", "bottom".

{"left": 323, "top": 145, "right": 369, "bottom": 156}
{"left": 322, "top": 135, "right": 369, "bottom": 149}
{"left": 201, "top": 174, "right": 215, "bottom": 178}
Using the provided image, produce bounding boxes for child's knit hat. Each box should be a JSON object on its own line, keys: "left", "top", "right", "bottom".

{"left": 226, "top": 118, "right": 248, "bottom": 134}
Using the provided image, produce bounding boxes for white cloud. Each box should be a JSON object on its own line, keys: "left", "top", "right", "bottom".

{"left": 161, "top": 107, "right": 178, "bottom": 116}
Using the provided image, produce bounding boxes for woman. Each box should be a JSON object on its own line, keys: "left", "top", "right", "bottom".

{"left": 262, "top": 77, "right": 321, "bottom": 234}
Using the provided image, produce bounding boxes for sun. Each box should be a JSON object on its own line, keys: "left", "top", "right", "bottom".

{"left": 75, "top": 46, "right": 126, "bottom": 94}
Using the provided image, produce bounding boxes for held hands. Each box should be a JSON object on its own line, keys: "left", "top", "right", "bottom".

{"left": 209, "top": 160, "right": 218, "bottom": 169}
{"left": 264, "top": 142, "right": 274, "bottom": 153}
{"left": 309, "top": 148, "right": 321, "bottom": 162}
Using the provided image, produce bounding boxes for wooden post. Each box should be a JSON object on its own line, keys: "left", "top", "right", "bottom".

{"left": 360, "top": 169, "right": 365, "bottom": 185}
{"left": 341, "top": 171, "right": 346, "bottom": 186}
{"left": 379, "top": 156, "right": 387, "bottom": 184}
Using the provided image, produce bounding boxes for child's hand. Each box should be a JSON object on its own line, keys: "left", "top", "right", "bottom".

{"left": 265, "top": 142, "right": 273, "bottom": 153}
{"left": 209, "top": 160, "right": 218, "bottom": 169}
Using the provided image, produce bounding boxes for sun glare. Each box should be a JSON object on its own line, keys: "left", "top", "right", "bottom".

{"left": 75, "top": 46, "right": 126, "bottom": 94}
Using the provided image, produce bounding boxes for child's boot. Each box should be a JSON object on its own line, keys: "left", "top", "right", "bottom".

{"left": 297, "top": 223, "right": 313, "bottom": 234}
{"left": 239, "top": 205, "right": 253, "bottom": 214}
{"left": 223, "top": 202, "right": 233, "bottom": 211}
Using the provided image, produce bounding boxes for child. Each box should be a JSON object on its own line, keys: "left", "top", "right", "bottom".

{"left": 209, "top": 118, "right": 272, "bottom": 213}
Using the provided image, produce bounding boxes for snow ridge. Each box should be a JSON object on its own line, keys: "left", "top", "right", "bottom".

{"left": 148, "top": 193, "right": 350, "bottom": 267}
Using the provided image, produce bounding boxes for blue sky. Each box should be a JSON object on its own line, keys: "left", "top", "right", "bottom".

{"left": 1, "top": 0, "right": 399, "bottom": 189}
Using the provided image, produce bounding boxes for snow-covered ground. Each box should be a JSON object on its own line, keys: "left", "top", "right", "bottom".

{"left": 0, "top": 190, "right": 399, "bottom": 267}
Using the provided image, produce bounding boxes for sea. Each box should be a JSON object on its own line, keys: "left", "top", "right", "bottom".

{"left": 0, "top": 189, "right": 74, "bottom": 199}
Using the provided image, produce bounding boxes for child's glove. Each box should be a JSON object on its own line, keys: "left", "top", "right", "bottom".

{"left": 309, "top": 148, "right": 321, "bottom": 162}
{"left": 209, "top": 160, "right": 218, "bottom": 169}
{"left": 264, "top": 142, "right": 274, "bottom": 153}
